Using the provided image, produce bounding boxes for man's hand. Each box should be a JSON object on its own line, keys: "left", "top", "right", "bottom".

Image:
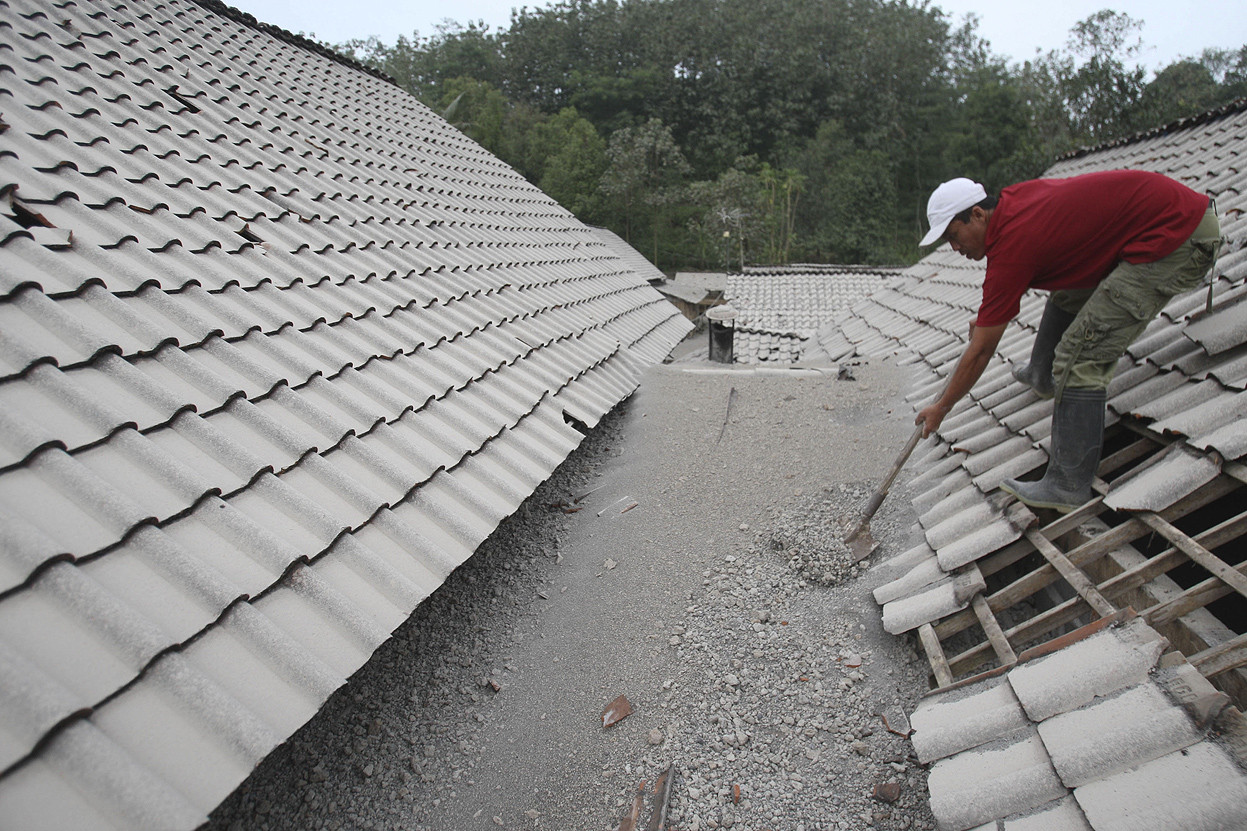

{"left": 915, "top": 402, "right": 952, "bottom": 438}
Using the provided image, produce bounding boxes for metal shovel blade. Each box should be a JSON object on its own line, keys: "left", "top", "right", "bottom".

{"left": 844, "top": 520, "right": 878, "bottom": 563}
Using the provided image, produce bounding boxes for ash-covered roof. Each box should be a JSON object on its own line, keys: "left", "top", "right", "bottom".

{"left": 0, "top": 1, "right": 689, "bottom": 828}
{"left": 913, "top": 613, "right": 1247, "bottom": 830}
{"left": 725, "top": 266, "right": 896, "bottom": 363}
{"left": 656, "top": 271, "right": 726, "bottom": 306}
{"left": 822, "top": 95, "right": 1247, "bottom": 827}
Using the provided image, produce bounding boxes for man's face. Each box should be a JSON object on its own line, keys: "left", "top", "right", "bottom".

{"left": 943, "top": 206, "right": 989, "bottom": 260}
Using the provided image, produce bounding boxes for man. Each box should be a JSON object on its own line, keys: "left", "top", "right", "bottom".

{"left": 914, "top": 170, "right": 1221, "bottom": 512}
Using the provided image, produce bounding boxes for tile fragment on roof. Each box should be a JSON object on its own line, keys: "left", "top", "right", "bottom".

{"left": 935, "top": 502, "right": 1035, "bottom": 572}
{"left": 881, "top": 567, "right": 985, "bottom": 635}
{"left": 872, "top": 554, "right": 945, "bottom": 607}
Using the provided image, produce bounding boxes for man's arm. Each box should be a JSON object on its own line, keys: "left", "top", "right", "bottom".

{"left": 915, "top": 322, "right": 1007, "bottom": 438}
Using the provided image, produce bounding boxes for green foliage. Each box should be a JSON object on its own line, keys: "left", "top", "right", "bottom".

{"left": 1136, "top": 60, "right": 1223, "bottom": 127}
{"left": 788, "top": 121, "right": 897, "bottom": 264}
{"left": 601, "top": 118, "right": 692, "bottom": 266}
{"left": 338, "top": 2, "right": 1247, "bottom": 270}
{"left": 533, "top": 108, "right": 610, "bottom": 222}
{"left": 439, "top": 77, "right": 507, "bottom": 155}
{"left": 686, "top": 158, "right": 804, "bottom": 269}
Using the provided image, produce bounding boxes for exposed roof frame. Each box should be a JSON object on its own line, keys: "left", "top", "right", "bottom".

{"left": 914, "top": 420, "right": 1247, "bottom": 695}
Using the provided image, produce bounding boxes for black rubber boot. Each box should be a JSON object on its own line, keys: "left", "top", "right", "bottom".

{"left": 1012, "top": 299, "right": 1076, "bottom": 398}
{"left": 1000, "top": 388, "right": 1106, "bottom": 513}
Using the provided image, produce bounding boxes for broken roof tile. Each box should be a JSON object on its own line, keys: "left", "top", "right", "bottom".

{"left": 881, "top": 567, "right": 985, "bottom": 635}
{"left": 935, "top": 502, "right": 1035, "bottom": 572}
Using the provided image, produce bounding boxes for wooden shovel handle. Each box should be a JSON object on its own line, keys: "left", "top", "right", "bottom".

{"left": 858, "top": 424, "right": 925, "bottom": 522}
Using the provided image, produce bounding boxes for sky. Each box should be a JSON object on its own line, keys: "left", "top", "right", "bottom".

{"left": 230, "top": 0, "right": 1246, "bottom": 73}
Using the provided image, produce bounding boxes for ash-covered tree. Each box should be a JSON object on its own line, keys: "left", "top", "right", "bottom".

{"left": 600, "top": 118, "right": 691, "bottom": 267}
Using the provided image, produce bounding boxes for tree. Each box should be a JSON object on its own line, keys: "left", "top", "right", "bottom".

{"left": 1198, "top": 45, "right": 1247, "bottom": 101}
{"left": 1136, "top": 60, "right": 1222, "bottom": 127}
{"left": 600, "top": 118, "right": 691, "bottom": 266}
{"left": 439, "top": 77, "right": 507, "bottom": 156}
{"left": 686, "top": 158, "right": 802, "bottom": 269}
{"left": 333, "top": 2, "right": 1241, "bottom": 270}
{"left": 1059, "top": 10, "right": 1148, "bottom": 143}
{"left": 339, "top": 22, "right": 503, "bottom": 105}
{"left": 531, "top": 108, "right": 610, "bottom": 222}
{"left": 789, "top": 121, "right": 897, "bottom": 264}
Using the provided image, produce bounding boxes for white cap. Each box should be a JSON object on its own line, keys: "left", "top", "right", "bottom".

{"left": 920, "top": 178, "right": 987, "bottom": 246}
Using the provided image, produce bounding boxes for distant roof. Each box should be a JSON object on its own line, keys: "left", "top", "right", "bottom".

{"left": 726, "top": 267, "right": 898, "bottom": 363}
{"left": 824, "top": 97, "right": 1247, "bottom": 828}
{"left": 658, "top": 271, "right": 727, "bottom": 305}
{"left": 0, "top": 1, "right": 689, "bottom": 828}
{"left": 1057, "top": 96, "right": 1247, "bottom": 163}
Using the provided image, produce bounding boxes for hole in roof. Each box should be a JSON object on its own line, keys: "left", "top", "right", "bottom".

{"left": 237, "top": 224, "right": 263, "bottom": 244}
{"left": 7, "top": 198, "right": 54, "bottom": 229}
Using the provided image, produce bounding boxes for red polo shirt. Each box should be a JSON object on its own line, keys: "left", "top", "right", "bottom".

{"left": 977, "top": 170, "right": 1208, "bottom": 327}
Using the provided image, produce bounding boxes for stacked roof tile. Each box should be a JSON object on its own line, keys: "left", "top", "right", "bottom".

{"left": 913, "top": 613, "right": 1247, "bottom": 830}
{"left": 725, "top": 266, "right": 895, "bottom": 363}
{"left": 819, "top": 100, "right": 1247, "bottom": 827}
{"left": 0, "top": 1, "right": 689, "bottom": 828}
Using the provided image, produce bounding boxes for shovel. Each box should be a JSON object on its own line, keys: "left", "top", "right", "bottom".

{"left": 844, "top": 423, "right": 925, "bottom": 562}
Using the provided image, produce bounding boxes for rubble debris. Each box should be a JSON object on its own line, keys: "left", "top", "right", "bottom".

{"left": 877, "top": 705, "right": 912, "bottom": 737}
{"left": 603, "top": 695, "right": 633, "bottom": 728}
{"left": 616, "top": 780, "right": 646, "bottom": 831}
{"left": 604, "top": 558, "right": 618, "bottom": 570}
{"left": 645, "top": 766, "right": 674, "bottom": 831}
{"left": 873, "top": 782, "right": 902, "bottom": 803}
{"left": 732, "top": 783, "right": 741, "bottom": 804}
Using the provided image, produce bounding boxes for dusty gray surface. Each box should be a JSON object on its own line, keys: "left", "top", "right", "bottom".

{"left": 205, "top": 342, "right": 938, "bottom": 831}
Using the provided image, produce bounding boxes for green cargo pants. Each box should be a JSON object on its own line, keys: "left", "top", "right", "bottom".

{"left": 1050, "top": 205, "right": 1222, "bottom": 397}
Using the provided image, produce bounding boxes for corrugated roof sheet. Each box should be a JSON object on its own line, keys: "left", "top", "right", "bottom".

{"left": 0, "top": 0, "right": 690, "bottom": 827}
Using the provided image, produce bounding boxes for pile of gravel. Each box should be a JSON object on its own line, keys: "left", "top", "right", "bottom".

{"left": 766, "top": 483, "right": 875, "bottom": 586}
{"left": 612, "top": 506, "right": 935, "bottom": 831}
